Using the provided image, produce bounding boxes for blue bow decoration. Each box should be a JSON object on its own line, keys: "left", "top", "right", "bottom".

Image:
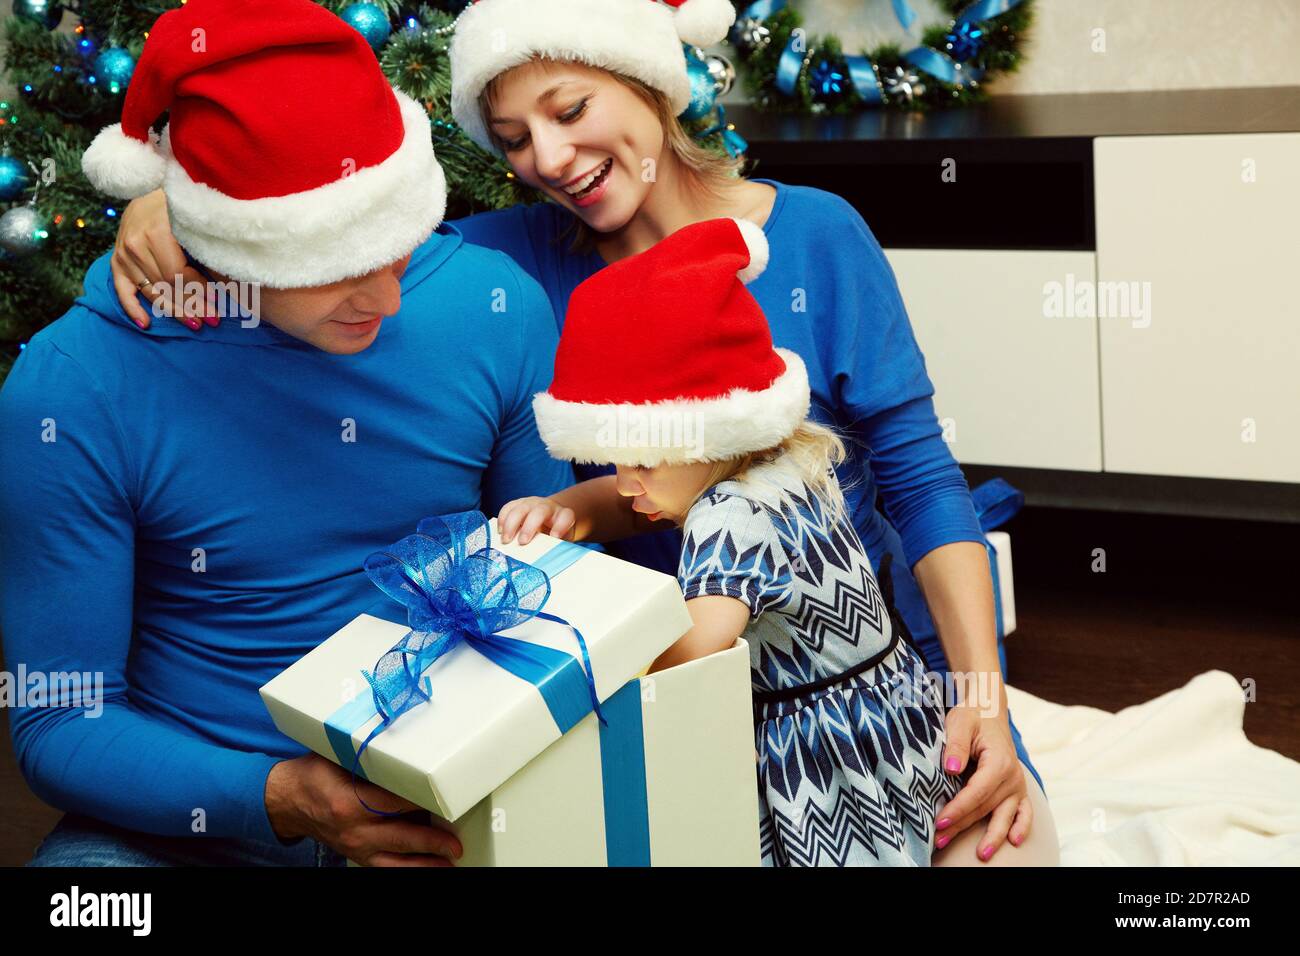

{"left": 337, "top": 511, "right": 607, "bottom": 815}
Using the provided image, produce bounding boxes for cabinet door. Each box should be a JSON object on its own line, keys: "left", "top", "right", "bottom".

{"left": 885, "top": 249, "right": 1103, "bottom": 471}
{"left": 1094, "top": 133, "right": 1300, "bottom": 482}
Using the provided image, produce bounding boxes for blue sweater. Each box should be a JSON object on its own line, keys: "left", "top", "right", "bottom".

{"left": 0, "top": 226, "right": 574, "bottom": 845}
{"left": 450, "top": 179, "right": 987, "bottom": 582}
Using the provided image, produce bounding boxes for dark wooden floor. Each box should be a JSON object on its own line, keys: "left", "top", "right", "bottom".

{"left": 1, "top": 506, "right": 1295, "bottom": 865}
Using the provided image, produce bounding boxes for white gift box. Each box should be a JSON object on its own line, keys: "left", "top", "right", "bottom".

{"left": 986, "top": 530, "right": 1017, "bottom": 638}
{"left": 259, "top": 519, "right": 761, "bottom": 866}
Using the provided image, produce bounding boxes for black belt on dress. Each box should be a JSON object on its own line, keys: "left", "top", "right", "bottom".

{"left": 752, "top": 551, "right": 921, "bottom": 704}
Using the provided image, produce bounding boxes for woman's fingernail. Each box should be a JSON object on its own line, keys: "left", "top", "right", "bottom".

{"left": 1010, "top": 834, "right": 1021, "bottom": 846}
{"left": 203, "top": 314, "right": 221, "bottom": 327}
{"left": 132, "top": 317, "right": 148, "bottom": 330}
{"left": 183, "top": 317, "right": 201, "bottom": 331}
{"left": 980, "top": 845, "right": 994, "bottom": 861}
{"left": 935, "top": 834, "right": 950, "bottom": 850}
{"left": 945, "top": 756, "right": 961, "bottom": 772}
{"left": 936, "top": 817, "right": 951, "bottom": 830}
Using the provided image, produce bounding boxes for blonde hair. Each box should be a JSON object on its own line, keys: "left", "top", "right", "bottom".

{"left": 480, "top": 58, "right": 748, "bottom": 256}
{"left": 691, "top": 419, "right": 856, "bottom": 527}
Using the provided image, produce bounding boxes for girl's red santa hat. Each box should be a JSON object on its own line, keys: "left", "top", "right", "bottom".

{"left": 450, "top": 0, "right": 737, "bottom": 154}
{"left": 532, "top": 217, "right": 810, "bottom": 467}
{"left": 80, "top": 0, "right": 446, "bottom": 289}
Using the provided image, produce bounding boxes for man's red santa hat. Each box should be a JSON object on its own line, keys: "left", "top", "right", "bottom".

{"left": 532, "top": 217, "right": 810, "bottom": 467}
{"left": 450, "top": 0, "right": 737, "bottom": 155}
{"left": 81, "top": 0, "right": 446, "bottom": 289}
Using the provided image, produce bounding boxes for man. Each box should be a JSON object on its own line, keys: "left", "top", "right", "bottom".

{"left": 0, "top": 0, "right": 572, "bottom": 866}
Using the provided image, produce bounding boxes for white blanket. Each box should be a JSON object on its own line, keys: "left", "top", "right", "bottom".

{"left": 1007, "top": 670, "right": 1300, "bottom": 866}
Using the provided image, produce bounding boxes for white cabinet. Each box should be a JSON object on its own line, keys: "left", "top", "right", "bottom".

{"left": 1093, "top": 133, "right": 1300, "bottom": 482}
{"left": 885, "top": 249, "right": 1103, "bottom": 471}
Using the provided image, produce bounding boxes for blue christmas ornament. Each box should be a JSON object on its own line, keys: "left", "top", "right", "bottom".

{"left": 811, "top": 59, "right": 846, "bottom": 100}
{"left": 340, "top": 3, "right": 392, "bottom": 52}
{"left": 93, "top": 48, "right": 136, "bottom": 93}
{"left": 681, "top": 52, "right": 718, "bottom": 121}
{"left": 0, "top": 156, "right": 29, "bottom": 202}
{"left": 944, "top": 21, "right": 985, "bottom": 62}
{"left": 13, "top": 0, "right": 62, "bottom": 31}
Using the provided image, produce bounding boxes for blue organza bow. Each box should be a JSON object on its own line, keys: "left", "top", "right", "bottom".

{"left": 344, "top": 511, "right": 606, "bottom": 815}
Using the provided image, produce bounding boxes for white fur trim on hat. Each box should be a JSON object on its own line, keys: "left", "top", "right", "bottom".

{"left": 672, "top": 0, "right": 737, "bottom": 48}
{"left": 160, "top": 89, "right": 446, "bottom": 289}
{"left": 450, "top": 0, "right": 691, "bottom": 155}
{"left": 732, "top": 217, "right": 769, "bottom": 284}
{"left": 82, "top": 123, "right": 167, "bottom": 200}
{"left": 532, "top": 349, "right": 811, "bottom": 467}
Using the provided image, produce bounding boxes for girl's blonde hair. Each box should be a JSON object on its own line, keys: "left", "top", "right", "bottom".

{"left": 692, "top": 419, "right": 856, "bottom": 527}
{"left": 480, "top": 58, "right": 748, "bottom": 256}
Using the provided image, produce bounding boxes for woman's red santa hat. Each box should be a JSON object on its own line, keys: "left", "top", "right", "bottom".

{"left": 450, "top": 0, "right": 737, "bottom": 155}
{"left": 532, "top": 217, "right": 810, "bottom": 467}
{"left": 80, "top": 0, "right": 446, "bottom": 289}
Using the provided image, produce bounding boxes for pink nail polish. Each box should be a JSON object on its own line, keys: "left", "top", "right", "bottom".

{"left": 203, "top": 314, "right": 221, "bottom": 327}
{"left": 1010, "top": 834, "right": 1021, "bottom": 846}
{"left": 184, "top": 317, "right": 201, "bottom": 331}
{"left": 980, "top": 845, "right": 994, "bottom": 861}
{"left": 935, "top": 834, "right": 950, "bottom": 850}
{"left": 936, "top": 817, "right": 951, "bottom": 830}
{"left": 132, "top": 317, "right": 148, "bottom": 330}
{"left": 945, "top": 756, "right": 961, "bottom": 773}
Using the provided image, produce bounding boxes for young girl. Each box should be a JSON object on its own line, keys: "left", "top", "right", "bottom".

{"left": 497, "top": 217, "right": 960, "bottom": 866}
{"left": 105, "top": 0, "right": 1056, "bottom": 865}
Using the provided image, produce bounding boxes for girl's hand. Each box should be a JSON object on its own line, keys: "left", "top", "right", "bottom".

{"left": 933, "top": 704, "right": 1033, "bottom": 862}
{"left": 496, "top": 497, "right": 576, "bottom": 545}
{"left": 110, "top": 188, "right": 214, "bottom": 332}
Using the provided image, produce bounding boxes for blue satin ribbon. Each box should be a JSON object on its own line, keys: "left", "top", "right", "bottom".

{"left": 956, "top": 0, "right": 1026, "bottom": 28}
{"left": 903, "top": 44, "right": 982, "bottom": 86}
{"left": 597, "top": 680, "right": 652, "bottom": 866}
{"left": 971, "top": 479, "right": 1025, "bottom": 646}
{"left": 324, "top": 512, "right": 606, "bottom": 816}
{"left": 892, "top": 0, "right": 917, "bottom": 30}
{"left": 774, "top": 33, "right": 804, "bottom": 95}
{"left": 846, "top": 54, "right": 883, "bottom": 104}
{"left": 737, "top": 0, "right": 784, "bottom": 22}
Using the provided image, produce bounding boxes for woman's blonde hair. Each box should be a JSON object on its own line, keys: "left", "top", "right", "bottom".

{"left": 480, "top": 57, "right": 748, "bottom": 255}
{"left": 692, "top": 419, "right": 856, "bottom": 527}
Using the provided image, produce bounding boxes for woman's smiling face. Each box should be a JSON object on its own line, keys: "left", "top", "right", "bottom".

{"left": 486, "top": 59, "right": 666, "bottom": 233}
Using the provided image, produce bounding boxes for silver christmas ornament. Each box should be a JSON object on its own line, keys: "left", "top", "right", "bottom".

{"left": 705, "top": 53, "right": 736, "bottom": 97}
{"left": 0, "top": 204, "right": 47, "bottom": 256}
{"left": 732, "top": 17, "right": 772, "bottom": 55}
{"left": 882, "top": 64, "right": 926, "bottom": 103}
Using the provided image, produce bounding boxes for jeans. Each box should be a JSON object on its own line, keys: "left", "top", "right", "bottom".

{"left": 25, "top": 812, "right": 349, "bottom": 867}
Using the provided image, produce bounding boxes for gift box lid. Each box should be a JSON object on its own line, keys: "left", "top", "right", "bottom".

{"left": 259, "top": 518, "right": 693, "bottom": 821}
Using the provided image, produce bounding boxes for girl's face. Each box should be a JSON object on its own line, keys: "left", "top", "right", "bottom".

{"left": 614, "top": 461, "right": 720, "bottom": 526}
{"left": 487, "top": 59, "right": 665, "bottom": 233}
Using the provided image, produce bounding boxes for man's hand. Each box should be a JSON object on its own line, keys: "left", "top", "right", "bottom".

{"left": 265, "top": 754, "right": 463, "bottom": 866}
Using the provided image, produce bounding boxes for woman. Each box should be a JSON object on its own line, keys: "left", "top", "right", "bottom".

{"left": 107, "top": 0, "right": 1057, "bottom": 866}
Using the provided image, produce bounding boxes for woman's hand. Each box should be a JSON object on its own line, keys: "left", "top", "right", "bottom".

{"left": 496, "top": 496, "right": 576, "bottom": 545}
{"left": 934, "top": 703, "right": 1033, "bottom": 862}
{"left": 110, "top": 188, "right": 214, "bottom": 332}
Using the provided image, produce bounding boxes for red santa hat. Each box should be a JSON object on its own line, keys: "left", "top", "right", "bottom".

{"left": 532, "top": 217, "right": 810, "bottom": 467}
{"left": 450, "top": 0, "right": 737, "bottom": 155}
{"left": 80, "top": 0, "right": 446, "bottom": 289}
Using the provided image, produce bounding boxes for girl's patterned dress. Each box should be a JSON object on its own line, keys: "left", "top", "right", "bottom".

{"left": 677, "top": 451, "right": 962, "bottom": 866}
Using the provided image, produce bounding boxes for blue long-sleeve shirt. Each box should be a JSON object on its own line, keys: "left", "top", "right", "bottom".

{"left": 450, "top": 179, "right": 987, "bottom": 582}
{"left": 0, "top": 225, "right": 574, "bottom": 845}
